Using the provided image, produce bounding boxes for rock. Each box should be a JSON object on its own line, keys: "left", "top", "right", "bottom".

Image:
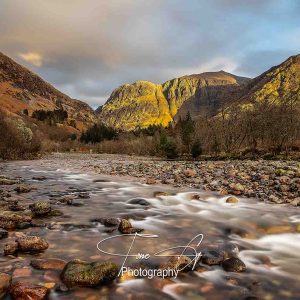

{"left": 154, "top": 191, "right": 170, "bottom": 197}
{"left": 201, "top": 249, "right": 225, "bottom": 265}
{"left": 290, "top": 197, "right": 300, "bottom": 206}
{"left": 32, "top": 176, "right": 47, "bottom": 181}
{"left": 0, "top": 177, "right": 18, "bottom": 185}
{"left": 0, "top": 228, "right": 8, "bottom": 239}
{"left": 9, "top": 282, "right": 48, "bottom": 300}
{"left": 118, "top": 219, "right": 132, "bottom": 233}
{"left": 117, "top": 218, "right": 143, "bottom": 234}
{"left": 226, "top": 196, "right": 238, "bottom": 203}
{"left": 29, "top": 201, "right": 51, "bottom": 216}
{"left": 15, "top": 185, "right": 33, "bottom": 193}
{"left": 3, "top": 241, "right": 18, "bottom": 255}
{"left": 222, "top": 257, "right": 246, "bottom": 272}
{"left": 0, "top": 213, "right": 32, "bottom": 230}
{"left": 232, "top": 183, "right": 245, "bottom": 192}
{"left": 146, "top": 178, "right": 156, "bottom": 185}
{"left": 184, "top": 169, "right": 197, "bottom": 178}
{"left": 78, "top": 193, "right": 90, "bottom": 199}
{"left": 127, "top": 198, "right": 150, "bottom": 206}
{"left": 60, "top": 259, "right": 119, "bottom": 287}
{"left": 8, "top": 201, "right": 25, "bottom": 211}
{"left": 268, "top": 195, "right": 284, "bottom": 204}
{"left": 17, "top": 236, "right": 49, "bottom": 253}
{"left": 17, "top": 222, "right": 31, "bottom": 229}
{"left": 12, "top": 268, "right": 32, "bottom": 278}
{"left": 31, "top": 258, "right": 66, "bottom": 271}
{"left": 91, "top": 217, "right": 120, "bottom": 227}
{"left": 0, "top": 273, "right": 11, "bottom": 299}
{"left": 160, "top": 255, "right": 192, "bottom": 272}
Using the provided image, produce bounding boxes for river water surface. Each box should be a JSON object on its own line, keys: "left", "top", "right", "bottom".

{"left": 0, "top": 159, "right": 300, "bottom": 300}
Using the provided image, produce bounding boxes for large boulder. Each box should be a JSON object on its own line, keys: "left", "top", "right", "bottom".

{"left": 60, "top": 259, "right": 119, "bottom": 287}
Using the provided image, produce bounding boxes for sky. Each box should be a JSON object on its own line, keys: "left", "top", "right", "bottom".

{"left": 0, "top": 0, "right": 299, "bottom": 109}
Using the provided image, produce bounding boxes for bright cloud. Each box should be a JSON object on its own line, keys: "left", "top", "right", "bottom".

{"left": 18, "top": 52, "right": 43, "bottom": 67}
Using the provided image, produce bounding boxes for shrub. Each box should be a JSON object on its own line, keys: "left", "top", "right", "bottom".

{"left": 0, "top": 115, "right": 41, "bottom": 159}
{"left": 191, "top": 140, "right": 202, "bottom": 158}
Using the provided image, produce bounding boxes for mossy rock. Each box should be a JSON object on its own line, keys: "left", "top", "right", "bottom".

{"left": 61, "top": 260, "right": 119, "bottom": 287}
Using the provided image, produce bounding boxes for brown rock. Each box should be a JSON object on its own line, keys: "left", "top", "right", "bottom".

{"left": 3, "top": 241, "right": 18, "bottom": 255}
{"left": 184, "top": 169, "right": 197, "bottom": 178}
{"left": 0, "top": 273, "right": 11, "bottom": 299}
{"left": 17, "top": 236, "right": 49, "bottom": 253}
{"left": 9, "top": 282, "right": 48, "bottom": 300}
{"left": 226, "top": 196, "right": 239, "bottom": 203}
{"left": 31, "top": 258, "right": 66, "bottom": 271}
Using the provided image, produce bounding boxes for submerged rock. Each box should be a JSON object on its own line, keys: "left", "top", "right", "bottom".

{"left": 127, "top": 198, "right": 150, "bottom": 206}
{"left": 201, "top": 249, "right": 225, "bottom": 265}
{"left": 0, "top": 213, "right": 32, "bottom": 230}
{"left": 60, "top": 259, "right": 119, "bottom": 287}
{"left": 0, "top": 177, "right": 18, "bottom": 185}
{"left": 9, "top": 282, "right": 48, "bottom": 300}
{"left": 31, "top": 258, "right": 66, "bottom": 271}
{"left": 3, "top": 241, "right": 18, "bottom": 256}
{"left": 222, "top": 257, "right": 246, "bottom": 272}
{"left": 15, "top": 185, "right": 33, "bottom": 193}
{"left": 0, "top": 273, "right": 11, "bottom": 299}
{"left": 92, "top": 217, "right": 121, "bottom": 227}
{"left": 160, "top": 255, "right": 192, "bottom": 272}
{"left": 8, "top": 201, "right": 25, "bottom": 212}
{"left": 29, "top": 201, "right": 51, "bottom": 216}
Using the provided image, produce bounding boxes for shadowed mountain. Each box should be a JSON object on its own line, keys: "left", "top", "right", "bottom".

{"left": 0, "top": 52, "right": 96, "bottom": 132}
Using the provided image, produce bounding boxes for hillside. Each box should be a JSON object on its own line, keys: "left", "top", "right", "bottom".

{"left": 238, "top": 54, "right": 300, "bottom": 105}
{"left": 0, "top": 52, "right": 96, "bottom": 132}
{"left": 97, "top": 71, "right": 250, "bottom": 130}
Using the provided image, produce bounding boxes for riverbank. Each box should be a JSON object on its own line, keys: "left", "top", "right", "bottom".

{"left": 43, "top": 153, "right": 300, "bottom": 206}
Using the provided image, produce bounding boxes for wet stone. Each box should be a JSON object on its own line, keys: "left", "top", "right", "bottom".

{"left": 60, "top": 259, "right": 119, "bottom": 287}
{"left": 201, "top": 249, "right": 226, "bottom": 265}
{"left": 222, "top": 257, "right": 246, "bottom": 272}
{"left": 16, "top": 235, "right": 49, "bottom": 253}
{"left": 15, "top": 184, "right": 33, "bottom": 193}
{"left": 127, "top": 198, "right": 151, "bottom": 206}
{"left": 29, "top": 201, "right": 51, "bottom": 216}
{"left": 0, "top": 273, "right": 11, "bottom": 299}
{"left": 4, "top": 241, "right": 18, "bottom": 256}
{"left": 9, "top": 282, "right": 48, "bottom": 300}
{"left": 31, "top": 258, "right": 67, "bottom": 271}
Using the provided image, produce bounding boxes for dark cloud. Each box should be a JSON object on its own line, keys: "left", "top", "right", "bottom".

{"left": 0, "top": 0, "right": 299, "bottom": 108}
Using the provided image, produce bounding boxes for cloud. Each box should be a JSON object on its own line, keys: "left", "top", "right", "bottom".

{"left": 18, "top": 52, "right": 43, "bottom": 67}
{"left": 0, "top": 0, "right": 299, "bottom": 107}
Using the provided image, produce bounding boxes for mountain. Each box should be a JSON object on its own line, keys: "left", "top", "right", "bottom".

{"left": 97, "top": 54, "right": 300, "bottom": 130}
{"left": 96, "top": 71, "right": 250, "bottom": 130}
{"left": 237, "top": 54, "right": 300, "bottom": 106}
{"left": 0, "top": 52, "right": 96, "bottom": 132}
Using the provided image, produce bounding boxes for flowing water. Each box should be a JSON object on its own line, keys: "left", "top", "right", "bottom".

{"left": 0, "top": 160, "right": 300, "bottom": 300}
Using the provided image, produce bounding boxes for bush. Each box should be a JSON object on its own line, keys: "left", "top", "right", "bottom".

{"left": 81, "top": 123, "right": 118, "bottom": 144}
{"left": 191, "top": 141, "right": 202, "bottom": 158}
{"left": 159, "top": 132, "right": 178, "bottom": 159}
{"left": 0, "top": 115, "right": 41, "bottom": 159}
